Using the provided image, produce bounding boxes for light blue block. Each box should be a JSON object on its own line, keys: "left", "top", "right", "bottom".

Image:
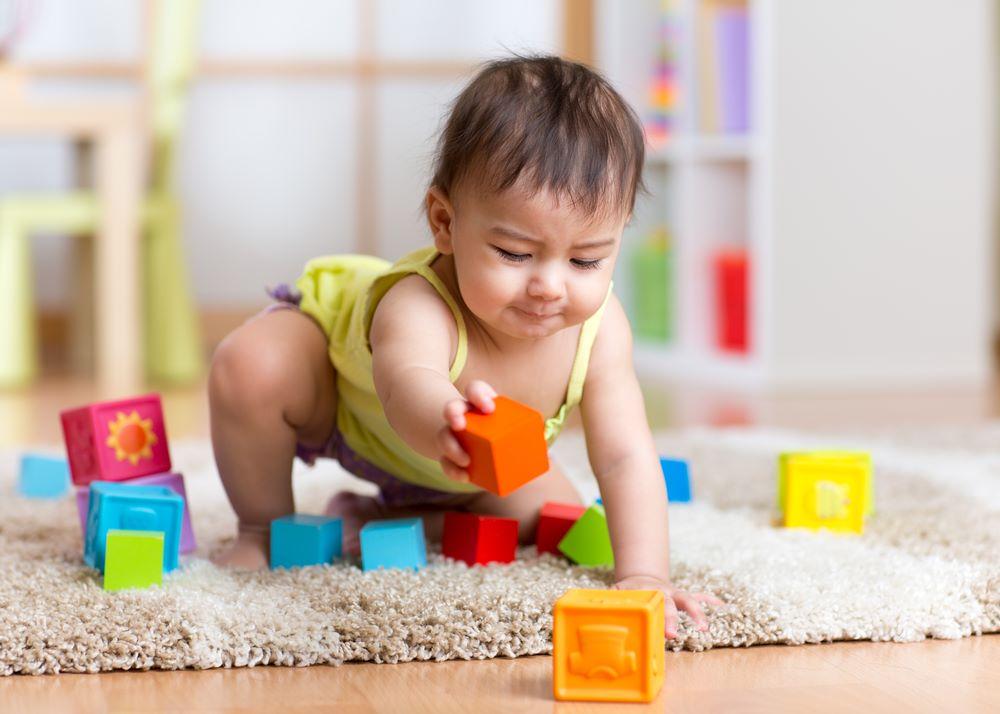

{"left": 84, "top": 481, "right": 183, "bottom": 573}
{"left": 18, "top": 454, "right": 70, "bottom": 499}
{"left": 360, "top": 518, "right": 427, "bottom": 571}
{"left": 270, "top": 514, "right": 343, "bottom": 569}
{"left": 661, "top": 457, "right": 692, "bottom": 502}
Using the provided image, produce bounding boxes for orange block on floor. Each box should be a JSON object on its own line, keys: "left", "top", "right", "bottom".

{"left": 453, "top": 396, "right": 549, "bottom": 497}
{"left": 553, "top": 589, "right": 665, "bottom": 703}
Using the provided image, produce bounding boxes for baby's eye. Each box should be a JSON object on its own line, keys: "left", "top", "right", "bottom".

{"left": 493, "top": 246, "right": 530, "bottom": 263}
{"left": 571, "top": 258, "right": 603, "bottom": 270}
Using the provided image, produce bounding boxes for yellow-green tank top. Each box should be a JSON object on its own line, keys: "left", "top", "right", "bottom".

{"left": 293, "top": 245, "right": 611, "bottom": 494}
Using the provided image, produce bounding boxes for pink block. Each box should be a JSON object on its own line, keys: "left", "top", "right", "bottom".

{"left": 74, "top": 471, "right": 196, "bottom": 553}
{"left": 60, "top": 393, "right": 172, "bottom": 486}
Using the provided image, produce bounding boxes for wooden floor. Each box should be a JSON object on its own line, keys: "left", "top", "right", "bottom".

{"left": 1, "top": 375, "right": 998, "bottom": 713}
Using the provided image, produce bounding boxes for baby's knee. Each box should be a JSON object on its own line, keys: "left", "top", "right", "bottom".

{"left": 209, "top": 327, "right": 296, "bottom": 414}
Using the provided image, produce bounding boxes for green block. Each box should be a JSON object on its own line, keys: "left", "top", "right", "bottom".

{"left": 103, "top": 529, "right": 164, "bottom": 591}
{"left": 557, "top": 504, "right": 614, "bottom": 567}
{"left": 632, "top": 243, "right": 672, "bottom": 343}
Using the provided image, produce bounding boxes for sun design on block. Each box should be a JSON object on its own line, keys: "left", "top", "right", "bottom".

{"left": 105, "top": 411, "right": 157, "bottom": 465}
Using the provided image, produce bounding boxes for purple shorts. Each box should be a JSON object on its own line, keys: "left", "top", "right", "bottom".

{"left": 267, "top": 284, "right": 467, "bottom": 509}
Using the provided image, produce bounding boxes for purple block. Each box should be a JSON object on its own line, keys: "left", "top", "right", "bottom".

{"left": 75, "top": 472, "right": 196, "bottom": 553}
{"left": 716, "top": 6, "right": 750, "bottom": 133}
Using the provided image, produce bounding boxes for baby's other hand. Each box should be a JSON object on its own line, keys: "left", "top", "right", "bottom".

{"left": 437, "top": 380, "right": 498, "bottom": 482}
{"left": 614, "top": 575, "right": 723, "bottom": 639}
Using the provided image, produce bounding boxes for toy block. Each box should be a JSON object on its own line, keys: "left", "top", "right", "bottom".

{"left": 777, "top": 451, "right": 871, "bottom": 534}
{"left": 558, "top": 504, "right": 614, "bottom": 567}
{"left": 553, "top": 588, "right": 665, "bottom": 702}
{"left": 75, "top": 471, "right": 196, "bottom": 553}
{"left": 103, "top": 529, "right": 164, "bottom": 591}
{"left": 442, "top": 512, "right": 518, "bottom": 566}
{"left": 84, "top": 482, "right": 183, "bottom": 573}
{"left": 17, "top": 454, "right": 70, "bottom": 498}
{"left": 359, "top": 518, "right": 427, "bottom": 572}
{"left": 60, "top": 393, "right": 172, "bottom": 486}
{"left": 453, "top": 396, "right": 549, "bottom": 497}
{"left": 536, "top": 501, "right": 586, "bottom": 556}
{"left": 270, "top": 514, "right": 343, "bottom": 569}
{"left": 661, "top": 458, "right": 692, "bottom": 502}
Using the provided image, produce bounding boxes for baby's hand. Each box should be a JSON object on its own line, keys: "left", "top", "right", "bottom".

{"left": 437, "top": 380, "right": 498, "bottom": 482}
{"left": 614, "top": 575, "right": 723, "bottom": 639}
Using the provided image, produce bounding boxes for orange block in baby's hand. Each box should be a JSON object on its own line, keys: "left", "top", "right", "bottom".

{"left": 453, "top": 396, "right": 549, "bottom": 497}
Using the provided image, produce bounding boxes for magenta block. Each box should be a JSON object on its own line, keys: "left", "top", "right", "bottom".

{"left": 60, "top": 393, "right": 172, "bottom": 486}
{"left": 75, "top": 472, "right": 196, "bottom": 553}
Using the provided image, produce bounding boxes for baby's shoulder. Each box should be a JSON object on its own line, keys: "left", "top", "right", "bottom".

{"left": 371, "top": 273, "right": 457, "bottom": 340}
{"left": 586, "top": 292, "right": 633, "bottom": 375}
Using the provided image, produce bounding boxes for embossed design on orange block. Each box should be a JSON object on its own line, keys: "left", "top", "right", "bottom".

{"left": 568, "top": 624, "right": 637, "bottom": 679}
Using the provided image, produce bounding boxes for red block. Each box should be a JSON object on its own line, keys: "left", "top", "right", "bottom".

{"left": 442, "top": 512, "right": 518, "bottom": 566}
{"left": 535, "top": 501, "right": 587, "bottom": 556}
{"left": 60, "top": 393, "right": 172, "bottom": 486}
{"left": 713, "top": 247, "right": 750, "bottom": 353}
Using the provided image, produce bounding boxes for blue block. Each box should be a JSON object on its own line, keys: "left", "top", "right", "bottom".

{"left": 18, "top": 454, "right": 70, "bottom": 499}
{"left": 270, "top": 514, "right": 343, "bottom": 569}
{"left": 84, "top": 481, "right": 183, "bottom": 573}
{"left": 660, "top": 457, "right": 692, "bottom": 502}
{"left": 360, "top": 518, "right": 427, "bottom": 571}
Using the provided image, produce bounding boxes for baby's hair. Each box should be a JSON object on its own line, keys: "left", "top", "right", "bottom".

{"left": 430, "top": 53, "right": 645, "bottom": 221}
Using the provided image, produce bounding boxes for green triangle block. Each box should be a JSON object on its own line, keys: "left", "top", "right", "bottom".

{"left": 557, "top": 504, "right": 614, "bottom": 567}
{"left": 103, "top": 529, "right": 164, "bottom": 591}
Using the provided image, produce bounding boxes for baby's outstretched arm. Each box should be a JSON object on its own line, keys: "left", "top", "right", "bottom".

{"left": 369, "top": 275, "right": 490, "bottom": 477}
{"left": 581, "top": 296, "right": 722, "bottom": 638}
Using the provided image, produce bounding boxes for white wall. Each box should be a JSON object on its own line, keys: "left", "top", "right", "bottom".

{"left": 767, "top": 0, "right": 996, "bottom": 386}
{"left": 0, "top": 0, "right": 562, "bottom": 308}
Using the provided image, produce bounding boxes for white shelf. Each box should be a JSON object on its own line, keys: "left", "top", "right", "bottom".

{"left": 600, "top": 0, "right": 995, "bottom": 391}
{"left": 633, "top": 342, "right": 763, "bottom": 388}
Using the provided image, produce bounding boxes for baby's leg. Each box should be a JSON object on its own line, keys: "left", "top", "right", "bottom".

{"left": 208, "top": 308, "right": 337, "bottom": 568}
{"left": 456, "top": 461, "right": 583, "bottom": 544}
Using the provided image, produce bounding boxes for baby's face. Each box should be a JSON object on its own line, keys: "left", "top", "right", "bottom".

{"left": 430, "top": 184, "right": 625, "bottom": 340}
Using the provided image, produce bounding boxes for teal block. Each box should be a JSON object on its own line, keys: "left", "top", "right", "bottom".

{"left": 270, "top": 514, "right": 343, "bottom": 569}
{"left": 557, "top": 504, "right": 614, "bottom": 567}
{"left": 18, "top": 454, "right": 70, "bottom": 498}
{"left": 360, "top": 518, "right": 427, "bottom": 571}
{"left": 84, "top": 481, "right": 183, "bottom": 573}
{"left": 661, "top": 457, "right": 691, "bottom": 502}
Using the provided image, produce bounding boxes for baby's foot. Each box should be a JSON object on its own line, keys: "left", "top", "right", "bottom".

{"left": 211, "top": 529, "right": 270, "bottom": 570}
{"left": 325, "top": 491, "right": 383, "bottom": 556}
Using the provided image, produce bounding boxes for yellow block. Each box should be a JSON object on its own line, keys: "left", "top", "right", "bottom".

{"left": 779, "top": 452, "right": 870, "bottom": 534}
{"left": 552, "top": 589, "right": 665, "bottom": 703}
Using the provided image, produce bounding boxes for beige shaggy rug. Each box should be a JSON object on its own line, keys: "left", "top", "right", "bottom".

{"left": 1, "top": 426, "right": 998, "bottom": 675}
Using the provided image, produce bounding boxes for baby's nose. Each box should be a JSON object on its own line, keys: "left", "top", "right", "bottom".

{"left": 527, "top": 272, "right": 564, "bottom": 301}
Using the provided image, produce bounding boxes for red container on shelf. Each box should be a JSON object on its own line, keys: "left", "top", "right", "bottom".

{"left": 713, "top": 247, "right": 749, "bottom": 353}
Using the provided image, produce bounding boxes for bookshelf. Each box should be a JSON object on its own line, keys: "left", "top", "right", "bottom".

{"left": 597, "top": 0, "right": 996, "bottom": 391}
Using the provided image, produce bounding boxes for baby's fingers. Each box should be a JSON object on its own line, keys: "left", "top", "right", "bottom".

{"left": 443, "top": 398, "right": 469, "bottom": 431}
{"left": 672, "top": 592, "right": 709, "bottom": 632}
{"left": 437, "top": 427, "right": 470, "bottom": 468}
{"left": 440, "top": 457, "right": 470, "bottom": 483}
{"left": 465, "top": 380, "right": 497, "bottom": 414}
{"left": 663, "top": 595, "right": 679, "bottom": 639}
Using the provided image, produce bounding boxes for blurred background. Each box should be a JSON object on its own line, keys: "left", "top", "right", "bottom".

{"left": 0, "top": 0, "right": 997, "bottom": 443}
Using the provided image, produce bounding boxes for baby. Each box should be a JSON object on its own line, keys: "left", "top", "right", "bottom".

{"left": 209, "top": 54, "right": 719, "bottom": 637}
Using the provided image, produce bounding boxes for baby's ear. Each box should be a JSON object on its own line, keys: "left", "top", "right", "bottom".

{"left": 426, "top": 186, "right": 455, "bottom": 254}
